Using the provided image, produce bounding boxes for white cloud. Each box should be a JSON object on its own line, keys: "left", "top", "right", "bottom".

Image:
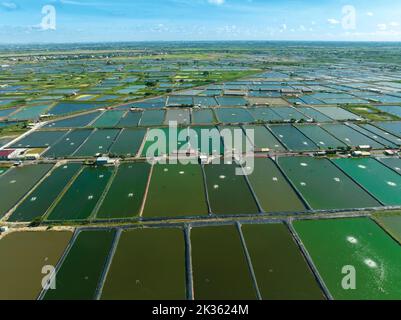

{"left": 366, "top": 12, "right": 374, "bottom": 17}
{"left": 208, "top": 0, "right": 225, "bottom": 5}
{"left": 328, "top": 18, "right": 340, "bottom": 25}
{"left": 390, "top": 22, "right": 400, "bottom": 27}
{"left": 1, "top": 2, "right": 17, "bottom": 10}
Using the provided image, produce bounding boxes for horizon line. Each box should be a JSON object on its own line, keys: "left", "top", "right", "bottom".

{"left": 1, "top": 39, "right": 401, "bottom": 46}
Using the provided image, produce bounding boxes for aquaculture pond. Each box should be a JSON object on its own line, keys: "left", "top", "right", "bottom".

{"left": 321, "top": 124, "right": 384, "bottom": 149}
{"left": 298, "top": 107, "right": 332, "bottom": 122}
{"left": 192, "top": 109, "right": 215, "bottom": 124}
{"left": 0, "top": 163, "right": 54, "bottom": 218}
{"left": 92, "top": 110, "right": 125, "bottom": 128}
{"left": 294, "top": 218, "right": 401, "bottom": 300}
{"left": 248, "top": 107, "right": 283, "bottom": 122}
{"left": 278, "top": 157, "right": 380, "bottom": 210}
{"left": 8, "top": 163, "right": 82, "bottom": 222}
{"left": 47, "top": 166, "right": 113, "bottom": 221}
{"left": 378, "top": 157, "right": 401, "bottom": 174}
{"left": 271, "top": 107, "right": 310, "bottom": 121}
{"left": 204, "top": 163, "right": 259, "bottom": 215}
{"left": 117, "top": 111, "right": 142, "bottom": 127}
{"left": 45, "top": 112, "right": 102, "bottom": 129}
{"left": 269, "top": 125, "right": 318, "bottom": 151}
{"left": 96, "top": 162, "right": 150, "bottom": 219}
{"left": 376, "top": 105, "right": 401, "bottom": 118}
{"left": 194, "top": 96, "right": 218, "bottom": 107}
{"left": 0, "top": 231, "right": 72, "bottom": 300}
{"left": 43, "top": 129, "right": 93, "bottom": 158}
{"left": 241, "top": 223, "right": 324, "bottom": 300}
{"left": 295, "top": 124, "right": 346, "bottom": 150}
{"left": 359, "top": 124, "right": 401, "bottom": 146}
{"left": 374, "top": 121, "right": 401, "bottom": 137}
{"left": 139, "top": 110, "right": 165, "bottom": 126}
{"left": 105, "top": 128, "right": 143, "bottom": 155}
{"left": 189, "top": 126, "right": 224, "bottom": 155}
{"left": 313, "top": 107, "right": 361, "bottom": 121}
{"left": 215, "top": 108, "right": 254, "bottom": 124}
{"left": 191, "top": 225, "right": 257, "bottom": 300}
{"left": 43, "top": 229, "right": 116, "bottom": 300}
{"left": 247, "top": 158, "right": 306, "bottom": 213}
{"left": 165, "top": 109, "right": 191, "bottom": 126}
{"left": 134, "top": 97, "right": 167, "bottom": 109}
{"left": 11, "top": 130, "right": 67, "bottom": 148}
{"left": 73, "top": 129, "right": 120, "bottom": 157}
{"left": 0, "top": 107, "right": 17, "bottom": 118}
{"left": 101, "top": 228, "right": 186, "bottom": 300}
{"left": 141, "top": 127, "right": 189, "bottom": 157}
{"left": 375, "top": 214, "right": 401, "bottom": 243}
{"left": 50, "top": 102, "right": 107, "bottom": 116}
{"left": 143, "top": 164, "right": 208, "bottom": 218}
{"left": 333, "top": 158, "right": 401, "bottom": 206}
{"left": 346, "top": 123, "right": 398, "bottom": 148}
{"left": 216, "top": 96, "right": 247, "bottom": 107}
{"left": 242, "top": 125, "right": 285, "bottom": 151}
{"left": 219, "top": 126, "right": 252, "bottom": 153}
{"left": 9, "top": 104, "right": 51, "bottom": 121}
{"left": 167, "top": 96, "right": 193, "bottom": 107}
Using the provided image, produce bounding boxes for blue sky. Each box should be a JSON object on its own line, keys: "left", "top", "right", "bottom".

{"left": 0, "top": 0, "right": 400, "bottom": 43}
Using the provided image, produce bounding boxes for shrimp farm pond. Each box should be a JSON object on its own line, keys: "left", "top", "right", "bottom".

{"left": 1, "top": 42, "right": 401, "bottom": 301}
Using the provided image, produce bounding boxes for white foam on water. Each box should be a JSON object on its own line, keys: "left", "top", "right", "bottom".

{"left": 387, "top": 181, "right": 397, "bottom": 187}
{"left": 358, "top": 165, "right": 367, "bottom": 169}
{"left": 88, "top": 195, "right": 94, "bottom": 200}
{"left": 272, "top": 177, "right": 278, "bottom": 182}
{"left": 300, "top": 163, "right": 308, "bottom": 167}
{"left": 9, "top": 180, "right": 16, "bottom": 184}
{"left": 334, "top": 177, "right": 341, "bottom": 182}
{"left": 30, "top": 197, "right": 37, "bottom": 202}
{"left": 213, "top": 184, "right": 219, "bottom": 189}
{"left": 219, "top": 175, "right": 226, "bottom": 179}
{"left": 99, "top": 175, "right": 104, "bottom": 179}
{"left": 164, "top": 168, "right": 169, "bottom": 172}
{"left": 300, "top": 182, "right": 307, "bottom": 186}
{"left": 63, "top": 165, "right": 68, "bottom": 169}
{"left": 347, "top": 236, "right": 358, "bottom": 244}
{"left": 364, "top": 258, "right": 378, "bottom": 269}
{"left": 179, "top": 171, "right": 185, "bottom": 175}
{"left": 128, "top": 193, "right": 134, "bottom": 198}
{"left": 395, "top": 167, "right": 400, "bottom": 171}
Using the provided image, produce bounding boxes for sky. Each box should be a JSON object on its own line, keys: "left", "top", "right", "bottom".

{"left": 0, "top": 0, "right": 400, "bottom": 43}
